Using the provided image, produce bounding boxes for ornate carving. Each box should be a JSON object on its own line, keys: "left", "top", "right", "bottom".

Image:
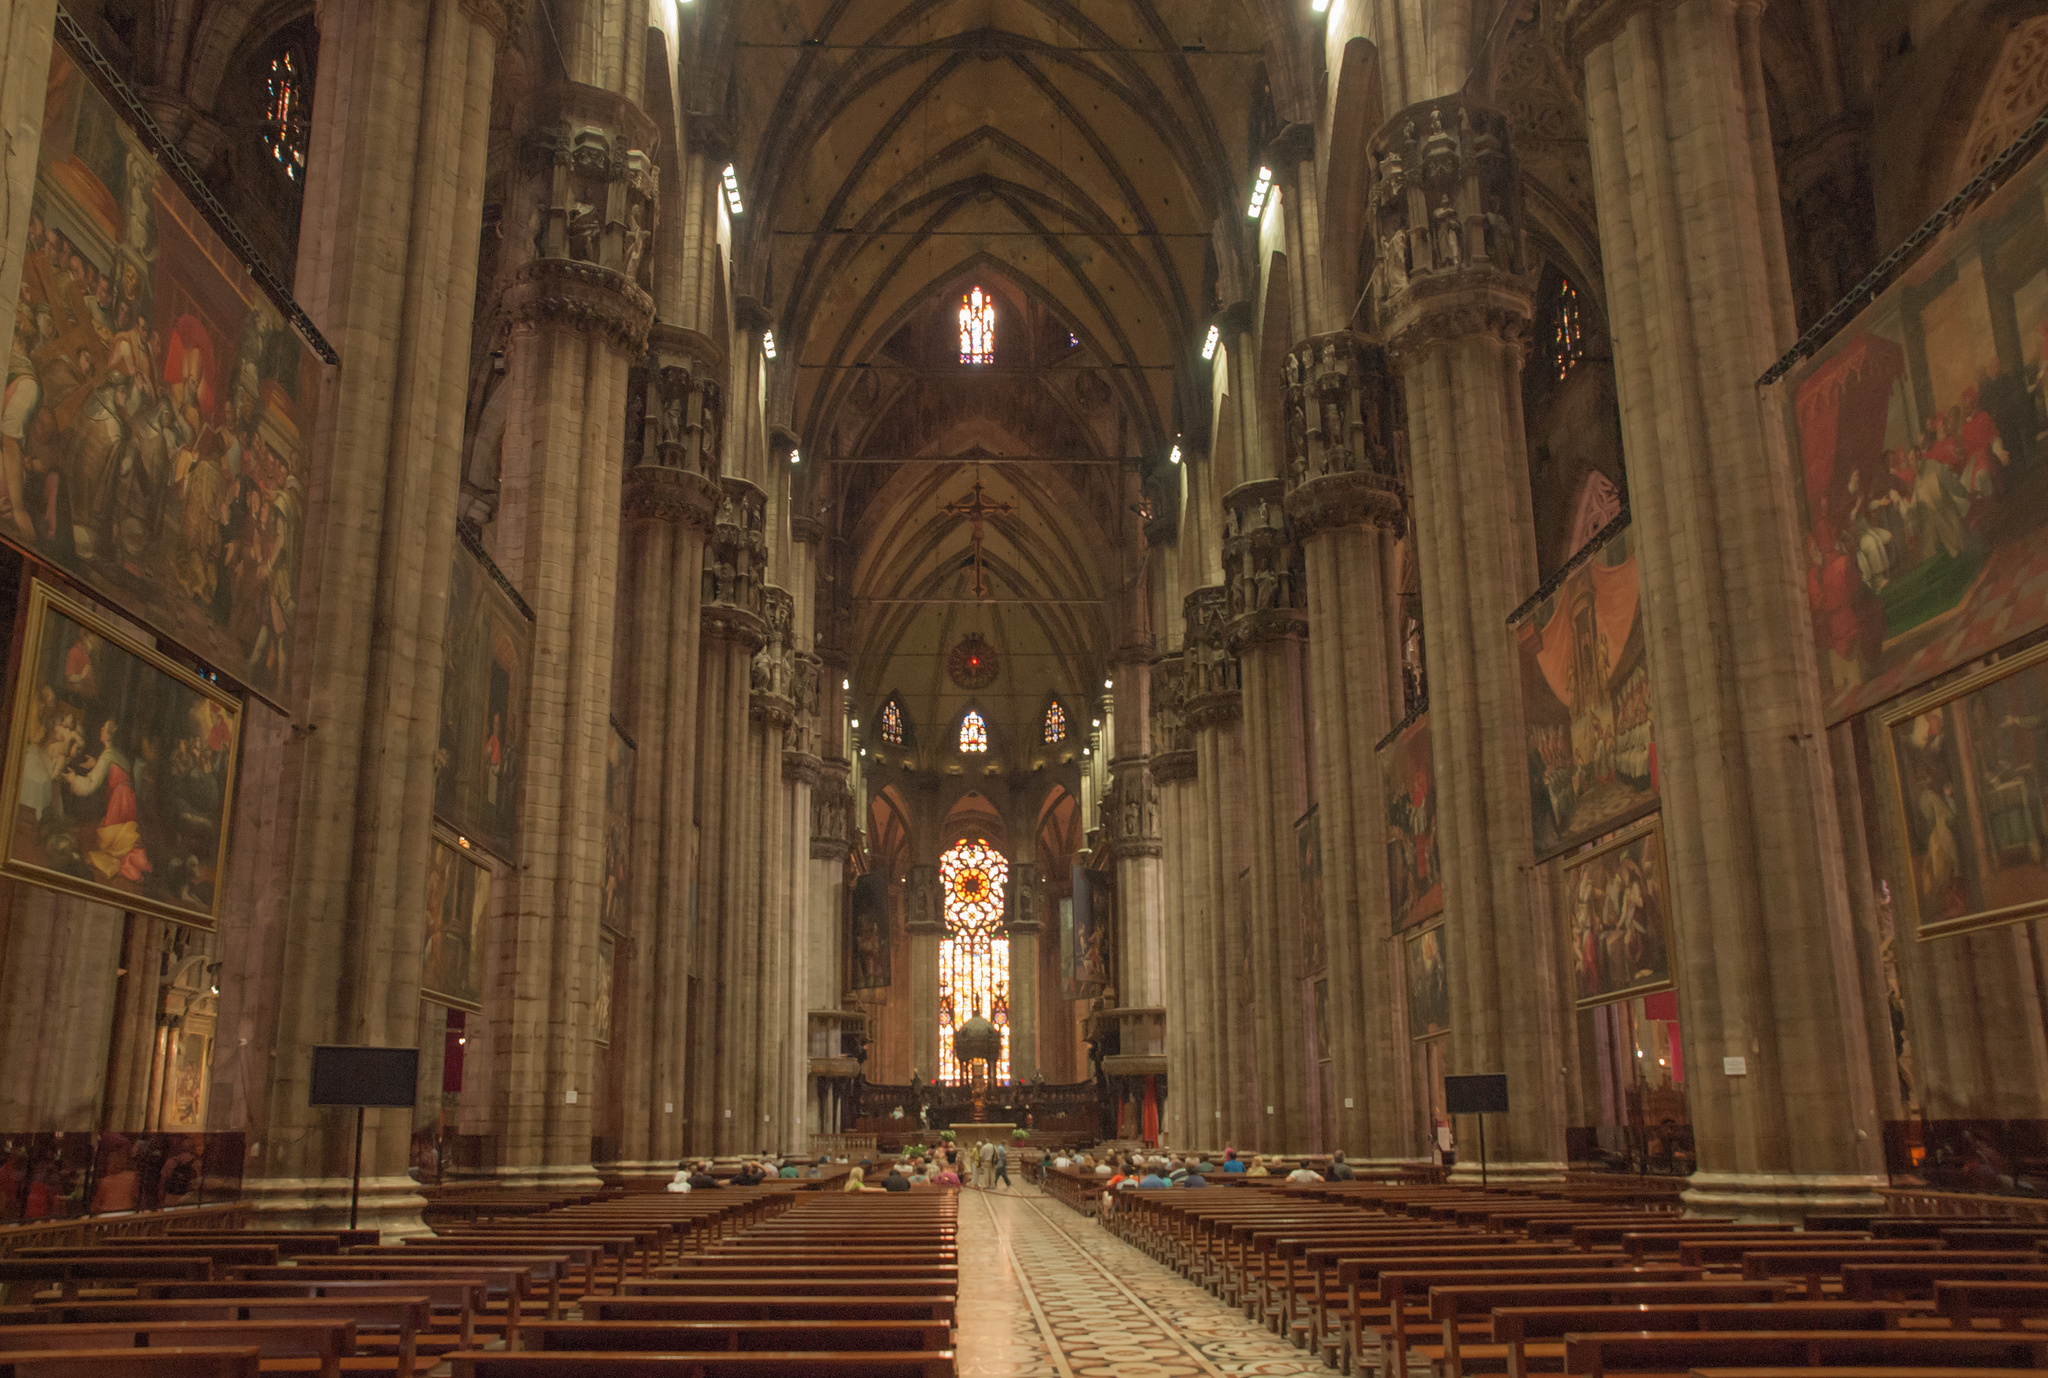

{"left": 523, "top": 95, "right": 660, "bottom": 297}
{"left": 1282, "top": 331, "right": 1406, "bottom": 535}
{"left": 1099, "top": 759, "right": 1162, "bottom": 859}
{"left": 811, "top": 763, "right": 853, "bottom": 860}
{"left": 1560, "top": 0, "right": 1691, "bottom": 63}
{"left": 1152, "top": 750, "right": 1198, "bottom": 784}
{"left": 782, "top": 750, "right": 821, "bottom": 785}
{"left": 906, "top": 865, "right": 943, "bottom": 933}
{"left": 1383, "top": 274, "right": 1534, "bottom": 367}
{"left": 501, "top": 257, "right": 655, "bottom": 354}
{"left": 948, "top": 632, "right": 1000, "bottom": 690}
{"left": 1149, "top": 652, "right": 1190, "bottom": 757}
{"left": 1180, "top": 586, "right": 1242, "bottom": 728}
{"left": 750, "top": 587, "right": 798, "bottom": 721}
{"left": 699, "top": 603, "right": 766, "bottom": 651}
{"left": 645, "top": 325, "right": 725, "bottom": 478}
{"left": 1004, "top": 862, "right": 1045, "bottom": 933}
{"left": 702, "top": 479, "right": 768, "bottom": 617}
{"left": 785, "top": 651, "right": 823, "bottom": 759}
{"left": 790, "top": 516, "right": 825, "bottom": 545}
{"left": 621, "top": 464, "right": 719, "bottom": 529}
{"left": 1222, "top": 478, "right": 1306, "bottom": 648}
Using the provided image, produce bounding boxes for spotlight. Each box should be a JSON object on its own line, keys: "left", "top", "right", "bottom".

{"left": 763, "top": 330, "right": 777, "bottom": 359}
{"left": 1169, "top": 444, "right": 1182, "bottom": 464}
{"left": 1201, "top": 324, "right": 1220, "bottom": 360}
{"left": 1246, "top": 166, "right": 1273, "bottom": 219}
{"left": 722, "top": 163, "right": 744, "bottom": 215}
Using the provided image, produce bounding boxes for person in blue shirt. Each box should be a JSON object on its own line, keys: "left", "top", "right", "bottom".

{"left": 1220, "top": 1149, "right": 1247, "bottom": 1173}
{"left": 1139, "top": 1169, "right": 1168, "bottom": 1188}
{"left": 1183, "top": 1169, "right": 1208, "bottom": 1187}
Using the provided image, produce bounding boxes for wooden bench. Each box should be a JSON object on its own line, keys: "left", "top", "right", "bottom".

{"left": 1842, "top": 1264, "right": 2048, "bottom": 1303}
{"left": 1479, "top": 1303, "right": 1909, "bottom": 1378}
{"left": 1748, "top": 1252, "right": 2040, "bottom": 1300}
{"left": 0, "top": 1346, "right": 262, "bottom": 1376}
{"left": 1941, "top": 1282, "right": 2048, "bottom": 1330}
{"left": 587, "top": 1297, "right": 956, "bottom": 1326}
{"left": 137, "top": 1277, "right": 488, "bottom": 1349}
{"left": 0, "top": 1259, "right": 214, "bottom": 1303}
{"left": 0, "top": 1295, "right": 432, "bottom": 1374}
{"left": 512, "top": 1320, "right": 950, "bottom": 1352}
{"left": 447, "top": 1354, "right": 954, "bottom": 1378}
{"left": 0, "top": 1319, "right": 353, "bottom": 1378}
{"left": 1419, "top": 1281, "right": 1800, "bottom": 1377}
{"left": 1561, "top": 1330, "right": 2048, "bottom": 1378}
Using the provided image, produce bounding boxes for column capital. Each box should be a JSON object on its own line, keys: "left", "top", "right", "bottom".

{"left": 621, "top": 464, "right": 719, "bottom": 530}
{"left": 1181, "top": 587, "right": 1242, "bottom": 726}
{"left": 811, "top": 763, "right": 853, "bottom": 858}
{"left": 1384, "top": 271, "right": 1534, "bottom": 368}
{"left": 1264, "top": 120, "right": 1316, "bottom": 168}
{"left": 782, "top": 750, "right": 821, "bottom": 785}
{"left": 1101, "top": 759, "right": 1162, "bottom": 858}
{"left": 735, "top": 295, "right": 774, "bottom": 335}
{"left": 501, "top": 258, "right": 656, "bottom": 354}
{"left": 905, "top": 865, "right": 944, "bottom": 935}
{"left": 749, "top": 588, "right": 797, "bottom": 724}
{"left": 1282, "top": 331, "right": 1407, "bottom": 536}
{"left": 1152, "top": 750, "right": 1198, "bottom": 784}
{"left": 703, "top": 479, "right": 768, "bottom": 622}
{"left": 1222, "top": 479, "right": 1307, "bottom": 648}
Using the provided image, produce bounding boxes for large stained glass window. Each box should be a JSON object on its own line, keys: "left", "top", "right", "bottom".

{"left": 938, "top": 840, "right": 1009, "bottom": 1084}
{"left": 959, "top": 287, "right": 994, "bottom": 364}
{"left": 880, "top": 699, "right": 904, "bottom": 746}
{"left": 959, "top": 709, "right": 988, "bottom": 753}
{"left": 1549, "top": 277, "right": 1585, "bottom": 382}
{"left": 263, "top": 46, "right": 309, "bottom": 182}
{"left": 1043, "top": 702, "right": 1066, "bottom": 744}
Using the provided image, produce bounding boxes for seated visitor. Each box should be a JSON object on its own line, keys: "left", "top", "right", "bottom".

{"left": 882, "top": 1166, "right": 912, "bottom": 1191}
{"left": 843, "top": 1165, "right": 868, "bottom": 1192}
{"left": 779, "top": 1160, "right": 800, "bottom": 1178}
{"left": 1245, "top": 1155, "right": 1270, "bottom": 1177}
{"left": 1329, "top": 1150, "right": 1355, "bottom": 1181}
{"left": 1286, "top": 1162, "right": 1325, "bottom": 1183}
{"left": 1138, "top": 1167, "right": 1169, "bottom": 1188}
{"left": 1183, "top": 1165, "right": 1208, "bottom": 1187}
{"left": 1221, "top": 1149, "right": 1245, "bottom": 1173}
{"left": 732, "top": 1160, "right": 766, "bottom": 1186}
{"left": 1093, "top": 1158, "right": 1113, "bottom": 1176}
{"left": 687, "top": 1160, "right": 722, "bottom": 1189}
{"left": 666, "top": 1161, "right": 693, "bottom": 1193}
{"left": 936, "top": 1164, "right": 961, "bottom": 1187}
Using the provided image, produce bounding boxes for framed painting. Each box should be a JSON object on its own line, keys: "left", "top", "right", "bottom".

{"left": 1561, "top": 815, "right": 1676, "bottom": 1009}
{"left": 1382, "top": 712, "right": 1444, "bottom": 932}
{"left": 1297, "top": 804, "right": 1326, "bottom": 976}
{"left": 1786, "top": 137, "right": 2048, "bottom": 723}
{"left": 599, "top": 724, "right": 633, "bottom": 934}
{"left": 1406, "top": 922, "right": 1449, "bottom": 1041}
{"left": 9, "top": 44, "right": 323, "bottom": 705}
{"left": 1514, "top": 523, "right": 1659, "bottom": 859}
{"left": 593, "top": 932, "right": 614, "bottom": 1046}
{"left": 1880, "top": 638, "right": 2048, "bottom": 939}
{"left": 1067, "top": 863, "right": 1110, "bottom": 998}
{"left": 434, "top": 547, "right": 532, "bottom": 858}
{"left": 849, "top": 871, "right": 892, "bottom": 991}
{"left": 421, "top": 836, "right": 490, "bottom": 1010}
{"left": 2, "top": 579, "right": 240, "bottom": 928}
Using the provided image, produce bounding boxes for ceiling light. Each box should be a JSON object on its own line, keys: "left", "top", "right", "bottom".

{"left": 1083, "top": 747, "right": 1091, "bottom": 756}
{"left": 851, "top": 719, "right": 859, "bottom": 728}
{"left": 1246, "top": 166, "right": 1273, "bottom": 219}
{"left": 1092, "top": 719, "right": 1100, "bottom": 727}
{"left": 1201, "top": 324, "right": 1220, "bottom": 360}
{"left": 1169, "top": 444, "right": 1182, "bottom": 465}
{"left": 1104, "top": 679, "right": 1112, "bottom": 688}
{"left": 842, "top": 678, "right": 850, "bottom": 690}
{"left": 762, "top": 330, "right": 777, "bottom": 359}
{"left": 722, "top": 163, "right": 744, "bottom": 215}
{"left": 789, "top": 448, "right": 800, "bottom": 465}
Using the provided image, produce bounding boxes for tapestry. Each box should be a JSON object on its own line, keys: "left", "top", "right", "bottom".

{"left": 420, "top": 837, "right": 490, "bottom": 1010}
{"left": 3, "top": 579, "right": 240, "bottom": 927}
{"left": 1381, "top": 713, "right": 1444, "bottom": 932}
{"left": 434, "top": 548, "right": 532, "bottom": 857}
{"left": 593, "top": 932, "right": 614, "bottom": 1046}
{"left": 849, "top": 871, "right": 892, "bottom": 990}
{"left": 8, "top": 46, "right": 321, "bottom": 703}
{"left": 1515, "top": 524, "right": 1659, "bottom": 859}
{"left": 1788, "top": 138, "right": 2048, "bottom": 722}
{"left": 600, "top": 725, "right": 632, "bottom": 934}
{"left": 1067, "top": 864, "right": 1110, "bottom": 999}
{"left": 1405, "top": 921, "right": 1449, "bottom": 1041}
{"left": 1297, "top": 805, "right": 1326, "bottom": 975}
{"left": 1880, "top": 638, "right": 2048, "bottom": 939}
{"left": 1562, "top": 815, "right": 1675, "bottom": 1008}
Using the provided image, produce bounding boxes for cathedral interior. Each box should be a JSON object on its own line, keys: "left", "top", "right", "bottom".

{"left": 3, "top": 0, "right": 2048, "bottom": 1254}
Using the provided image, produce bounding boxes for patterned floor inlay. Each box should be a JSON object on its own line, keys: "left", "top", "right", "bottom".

{"left": 957, "top": 1183, "right": 1336, "bottom": 1378}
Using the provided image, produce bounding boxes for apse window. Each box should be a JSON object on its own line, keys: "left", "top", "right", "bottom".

{"left": 960, "top": 287, "right": 995, "bottom": 364}
{"left": 880, "top": 699, "right": 905, "bottom": 746}
{"left": 1043, "top": 702, "right": 1066, "bottom": 745}
{"left": 263, "top": 45, "right": 309, "bottom": 182}
{"left": 959, "top": 709, "right": 988, "bottom": 753}
{"left": 1550, "top": 278, "right": 1586, "bottom": 382}
{"left": 937, "top": 839, "right": 1010, "bottom": 1084}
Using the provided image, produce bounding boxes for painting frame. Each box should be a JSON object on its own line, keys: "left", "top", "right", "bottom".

{"left": 593, "top": 931, "right": 614, "bottom": 1047}
{"left": 1405, "top": 920, "right": 1450, "bottom": 1042}
{"left": 1, "top": 577, "right": 241, "bottom": 929}
{"left": 420, "top": 833, "right": 491, "bottom": 1012}
{"left": 1561, "top": 814, "right": 1677, "bottom": 1010}
{"left": 1381, "top": 711, "right": 1445, "bottom": 933}
{"left": 1880, "top": 637, "right": 2048, "bottom": 941}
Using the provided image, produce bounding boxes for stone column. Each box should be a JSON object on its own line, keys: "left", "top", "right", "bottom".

{"left": 251, "top": 0, "right": 503, "bottom": 1224}
{"left": 1570, "top": 0, "right": 1885, "bottom": 1215}
{"left": 1375, "top": 96, "right": 1567, "bottom": 1177}
{"left": 734, "top": 586, "right": 794, "bottom": 1155}
{"left": 906, "top": 865, "right": 942, "bottom": 1083}
{"left": 1283, "top": 333, "right": 1414, "bottom": 1163}
{"left": 1150, "top": 654, "right": 1203, "bottom": 1146}
{"left": 1223, "top": 479, "right": 1313, "bottom": 1151}
{"left": 808, "top": 758, "right": 853, "bottom": 1140}
{"left": 1183, "top": 587, "right": 1255, "bottom": 1147}
{"left": 1005, "top": 862, "right": 1044, "bottom": 1083}
{"left": 609, "top": 328, "right": 721, "bottom": 1177}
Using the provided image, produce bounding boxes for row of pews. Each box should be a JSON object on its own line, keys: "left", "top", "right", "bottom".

{"left": 0, "top": 1179, "right": 958, "bottom": 1376}
{"left": 1108, "top": 1179, "right": 2048, "bottom": 1378}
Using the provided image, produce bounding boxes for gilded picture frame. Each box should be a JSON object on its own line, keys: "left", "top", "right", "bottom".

{"left": 1880, "top": 637, "right": 2048, "bottom": 940}
{"left": 2, "top": 578, "right": 241, "bottom": 929}
{"left": 1561, "top": 814, "right": 1676, "bottom": 1009}
{"left": 1405, "top": 920, "right": 1450, "bottom": 1042}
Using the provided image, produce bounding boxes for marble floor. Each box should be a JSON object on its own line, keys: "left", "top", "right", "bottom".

{"left": 956, "top": 1182, "right": 1337, "bottom": 1378}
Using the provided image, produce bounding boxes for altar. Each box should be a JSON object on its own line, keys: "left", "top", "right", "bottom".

{"left": 948, "top": 1122, "right": 1017, "bottom": 1155}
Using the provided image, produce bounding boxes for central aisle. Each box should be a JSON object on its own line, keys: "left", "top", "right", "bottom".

{"left": 956, "top": 1183, "right": 1336, "bottom": 1378}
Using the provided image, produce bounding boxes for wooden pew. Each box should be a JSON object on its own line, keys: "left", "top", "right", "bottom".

{"left": 1480, "top": 1303, "right": 1909, "bottom": 1378}
{"left": 1941, "top": 1281, "right": 2048, "bottom": 1331}
{"left": 513, "top": 1320, "right": 950, "bottom": 1353}
{"left": 1561, "top": 1329, "right": 2048, "bottom": 1377}
{"left": 0, "top": 1346, "right": 262, "bottom": 1377}
{"left": 0, "top": 1319, "right": 353, "bottom": 1378}
{"left": 11, "top": 1246, "right": 282, "bottom": 1269}
{"left": 587, "top": 1297, "right": 956, "bottom": 1326}
{"left": 1417, "top": 1281, "right": 1797, "bottom": 1378}
{"left": 447, "top": 1354, "right": 954, "bottom": 1378}
{"left": 0, "top": 1258, "right": 213, "bottom": 1303}
{"left": 138, "top": 1278, "right": 488, "bottom": 1349}
{"left": 0, "top": 1295, "right": 431, "bottom": 1375}
{"left": 231, "top": 1264, "right": 532, "bottom": 1337}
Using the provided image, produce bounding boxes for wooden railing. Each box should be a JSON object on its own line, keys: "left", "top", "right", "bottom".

{"left": 809, "top": 1134, "right": 878, "bottom": 1159}
{"left": 1881, "top": 1186, "right": 2048, "bottom": 1221}
{"left": 0, "top": 1202, "right": 249, "bottom": 1254}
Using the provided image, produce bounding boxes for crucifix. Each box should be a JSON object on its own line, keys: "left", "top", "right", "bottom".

{"left": 943, "top": 479, "right": 1015, "bottom": 598}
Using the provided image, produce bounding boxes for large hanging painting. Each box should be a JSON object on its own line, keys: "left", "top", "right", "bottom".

{"left": 421, "top": 837, "right": 491, "bottom": 1010}
{"left": 1562, "top": 816, "right": 1675, "bottom": 1008}
{"left": 1297, "top": 805, "right": 1326, "bottom": 975}
{"left": 1382, "top": 713, "right": 1444, "bottom": 932}
{"left": 593, "top": 932, "right": 614, "bottom": 1047}
{"left": 1405, "top": 922, "right": 1449, "bottom": 1041}
{"left": 849, "top": 871, "right": 892, "bottom": 991}
{"left": 599, "top": 725, "right": 633, "bottom": 934}
{"left": 1067, "top": 863, "right": 1110, "bottom": 1000}
{"left": 2, "top": 580, "right": 240, "bottom": 928}
{"left": 434, "top": 548, "right": 532, "bottom": 857}
{"left": 8, "top": 46, "right": 320, "bottom": 704}
{"left": 1514, "top": 524, "right": 1658, "bottom": 859}
{"left": 1787, "top": 138, "right": 2048, "bottom": 723}
{"left": 1880, "top": 638, "right": 2048, "bottom": 939}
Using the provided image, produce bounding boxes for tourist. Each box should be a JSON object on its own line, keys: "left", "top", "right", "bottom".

{"left": 1093, "top": 1157, "right": 1113, "bottom": 1176}
{"left": 665, "top": 1161, "right": 692, "bottom": 1193}
{"left": 779, "top": 1160, "right": 800, "bottom": 1179}
{"left": 843, "top": 1166, "right": 868, "bottom": 1192}
{"left": 1183, "top": 1163, "right": 1209, "bottom": 1188}
{"left": 1221, "top": 1149, "right": 1246, "bottom": 1174}
{"left": 1138, "top": 1166, "right": 1169, "bottom": 1188}
{"left": 936, "top": 1163, "right": 961, "bottom": 1188}
{"left": 1286, "top": 1161, "right": 1325, "bottom": 1184}
{"left": 687, "top": 1160, "right": 721, "bottom": 1189}
{"left": 1329, "top": 1150, "right": 1355, "bottom": 1181}
{"left": 732, "top": 1160, "right": 766, "bottom": 1186}
{"left": 882, "top": 1165, "right": 912, "bottom": 1191}
{"left": 1245, "top": 1155, "right": 1270, "bottom": 1177}
{"left": 992, "top": 1140, "right": 1011, "bottom": 1189}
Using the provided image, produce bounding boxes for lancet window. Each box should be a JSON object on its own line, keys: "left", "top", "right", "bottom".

{"left": 937, "top": 840, "right": 1010, "bottom": 1084}
{"left": 263, "top": 46, "right": 309, "bottom": 182}
{"left": 959, "top": 287, "right": 995, "bottom": 364}
{"left": 960, "top": 709, "right": 988, "bottom": 753}
{"left": 1549, "top": 278, "right": 1586, "bottom": 382}
{"left": 880, "top": 699, "right": 905, "bottom": 746}
{"left": 1043, "top": 701, "right": 1066, "bottom": 744}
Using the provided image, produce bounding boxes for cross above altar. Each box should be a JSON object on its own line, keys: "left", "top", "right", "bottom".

{"left": 943, "top": 479, "right": 1016, "bottom": 598}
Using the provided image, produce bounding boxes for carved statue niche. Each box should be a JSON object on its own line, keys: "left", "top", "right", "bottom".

{"left": 1369, "top": 97, "right": 1526, "bottom": 309}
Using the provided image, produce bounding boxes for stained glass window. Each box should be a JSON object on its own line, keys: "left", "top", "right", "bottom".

{"left": 959, "top": 287, "right": 994, "bottom": 364}
{"left": 1550, "top": 278, "right": 1585, "bottom": 382}
{"left": 880, "top": 699, "right": 904, "bottom": 746}
{"left": 959, "top": 709, "right": 988, "bottom": 753}
{"left": 263, "top": 47, "right": 309, "bottom": 182}
{"left": 937, "top": 839, "right": 1009, "bottom": 1084}
{"left": 1043, "top": 702, "right": 1066, "bottom": 744}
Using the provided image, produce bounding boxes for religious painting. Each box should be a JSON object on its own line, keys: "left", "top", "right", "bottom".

{"left": 600, "top": 725, "right": 633, "bottom": 934}
{"left": 1313, "top": 978, "right": 1332, "bottom": 1062}
{"left": 434, "top": 548, "right": 532, "bottom": 857}
{"left": 1382, "top": 713, "right": 1444, "bottom": 932}
{"left": 1406, "top": 922, "right": 1450, "bottom": 1041}
{"left": 2, "top": 579, "right": 240, "bottom": 928}
{"left": 1562, "top": 816, "right": 1675, "bottom": 1008}
{"left": 1067, "top": 863, "right": 1110, "bottom": 999}
{"left": 420, "top": 837, "right": 490, "bottom": 1010}
{"left": 1297, "top": 805, "right": 1326, "bottom": 975}
{"left": 1515, "top": 524, "right": 1659, "bottom": 859}
{"left": 8, "top": 45, "right": 322, "bottom": 704}
{"left": 849, "top": 870, "right": 892, "bottom": 990}
{"left": 1880, "top": 638, "right": 2048, "bottom": 939}
{"left": 1787, "top": 136, "right": 2048, "bottom": 723}
{"left": 593, "top": 932, "right": 614, "bottom": 1046}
